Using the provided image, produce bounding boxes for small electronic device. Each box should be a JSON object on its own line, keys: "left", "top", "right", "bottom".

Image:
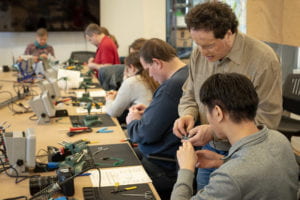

{"left": 39, "top": 78, "right": 61, "bottom": 100}
{"left": 44, "top": 67, "right": 58, "bottom": 80}
{"left": 29, "top": 167, "right": 74, "bottom": 196}
{"left": 29, "top": 91, "right": 56, "bottom": 124}
{"left": 3, "top": 128, "right": 36, "bottom": 175}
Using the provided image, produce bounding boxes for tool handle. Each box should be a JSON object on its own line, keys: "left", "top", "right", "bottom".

{"left": 70, "top": 127, "right": 89, "bottom": 131}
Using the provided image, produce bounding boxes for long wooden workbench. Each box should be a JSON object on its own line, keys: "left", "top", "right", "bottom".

{"left": 0, "top": 70, "right": 160, "bottom": 200}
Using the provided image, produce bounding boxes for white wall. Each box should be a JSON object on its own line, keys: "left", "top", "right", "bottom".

{"left": 0, "top": 0, "right": 166, "bottom": 67}
{"left": 101, "top": 0, "right": 166, "bottom": 57}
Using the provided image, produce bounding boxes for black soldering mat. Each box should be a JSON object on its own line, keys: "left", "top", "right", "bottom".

{"left": 69, "top": 114, "right": 116, "bottom": 128}
{"left": 88, "top": 143, "right": 141, "bottom": 168}
{"left": 83, "top": 183, "right": 156, "bottom": 200}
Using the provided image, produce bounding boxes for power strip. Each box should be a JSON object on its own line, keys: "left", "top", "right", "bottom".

{"left": 0, "top": 93, "right": 28, "bottom": 109}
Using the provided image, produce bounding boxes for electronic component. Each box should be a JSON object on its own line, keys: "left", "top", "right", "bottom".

{"left": 29, "top": 91, "right": 56, "bottom": 124}
{"left": 3, "top": 128, "right": 36, "bottom": 175}
{"left": 29, "top": 167, "right": 74, "bottom": 196}
{"left": 38, "top": 78, "right": 61, "bottom": 100}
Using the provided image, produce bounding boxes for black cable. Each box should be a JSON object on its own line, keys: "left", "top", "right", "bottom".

{"left": 0, "top": 91, "right": 18, "bottom": 113}
{"left": 0, "top": 91, "right": 30, "bottom": 114}
{"left": 29, "top": 114, "right": 38, "bottom": 121}
{"left": 3, "top": 196, "right": 28, "bottom": 200}
{"left": 35, "top": 148, "right": 48, "bottom": 164}
{"left": 0, "top": 149, "right": 39, "bottom": 184}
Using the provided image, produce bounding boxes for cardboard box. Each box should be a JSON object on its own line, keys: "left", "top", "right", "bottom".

{"left": 176, "top": 38, "right": 193, "bottom": 47}
{"left": 176, "top": 29, "right": 190, "bottom": 40}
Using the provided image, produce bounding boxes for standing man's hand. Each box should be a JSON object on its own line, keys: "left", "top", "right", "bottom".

{"left": 129, "top": 104, "right": 147, "bottom": 114}
{"left": 187, "top": 125, "right": 213, "bottom": 146}
{"left": 173, "top": 115, "right": 195, "bottom": 138}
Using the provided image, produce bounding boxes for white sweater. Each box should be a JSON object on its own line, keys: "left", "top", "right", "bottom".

{"left": 105, "top": 75, "right": 153, "bottom": 117}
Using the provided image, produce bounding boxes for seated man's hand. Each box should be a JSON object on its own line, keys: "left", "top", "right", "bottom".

{"left": 105, "top": 90, "right": 117, "bottom": 101}
{"left": 33, "top": 56, "right": 39, "bottom": 63}
{"left": 126, "top": 105, "right": 144, "bottom": 124}
{"left": 173, "top": 115, "right": 195, "bottom": 138}
{"left": 129, "top": 104, "right": 147, "bottom": 114}
{"left": 87, "top": 61, "right": 97, "bottom": 69}
{"left": 87, "top": 57, "right": 97, "bottom": 69}
{"left": 88, "top": 57, "right": 94, "bottom": 63}
{"left": 187, "top": 125, "right": 213, "bottom": 147}
{"left": 195, "top": 149, "right": 224, "bottom": 169}
{"left": 39, "top": 53, "right": 48, "bottom": 59}
{"left": 177, "top": 141, "right": 197, "bottom": 172}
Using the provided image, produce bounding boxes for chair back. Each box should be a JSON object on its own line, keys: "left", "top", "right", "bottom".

{"left": 283, "top": 73, "right": 300, "bottom": 115}
{"left": 69, "top": 51, "right": 95, "bottom": 64}
{"left": 98, "top": 64, "right": 125, "bottom": 91}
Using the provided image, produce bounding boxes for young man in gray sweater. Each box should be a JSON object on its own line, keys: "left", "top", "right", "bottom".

{"left": 171, "top": 73, "right": 298, "bottom": 200}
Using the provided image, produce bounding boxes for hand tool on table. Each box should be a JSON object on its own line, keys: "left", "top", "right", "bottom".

{"left": 121, "top": 191, "right": 153, "bottom": 199}
{"left": 67, "top": 127, "right": 93, "bottom": 137}
{"left": 96, "top": 127, "right": 113, "bottom": 133}
{"left": 111, "top": 185, "right": 138, "bottom": 193}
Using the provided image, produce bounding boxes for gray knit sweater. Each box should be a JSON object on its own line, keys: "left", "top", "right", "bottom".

{"left": 171, "top": 126, "right": 299, "bottom": 200}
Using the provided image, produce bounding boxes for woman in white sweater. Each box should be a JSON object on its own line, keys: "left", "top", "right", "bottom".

{"left": 105, "top": 52, "right": 158, "bottom": 118}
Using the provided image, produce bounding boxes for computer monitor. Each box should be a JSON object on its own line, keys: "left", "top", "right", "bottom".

{"left": 29, "top": 91, "right": 56, "bottom": 124}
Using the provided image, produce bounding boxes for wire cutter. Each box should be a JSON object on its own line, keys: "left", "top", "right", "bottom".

{"left": 96, "top": 127, "right": 113, "bottom": 133}
{"left": 67, "top": 127, "right": 93, "bottom": 137}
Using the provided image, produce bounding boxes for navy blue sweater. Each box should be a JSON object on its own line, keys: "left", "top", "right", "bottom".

{"left": 127, "top": 66, "right": 188, "bottom": 169}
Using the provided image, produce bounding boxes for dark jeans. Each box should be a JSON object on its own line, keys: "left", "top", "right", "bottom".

{"left": 134, "top": 148, "right": 177, "bottom": 200}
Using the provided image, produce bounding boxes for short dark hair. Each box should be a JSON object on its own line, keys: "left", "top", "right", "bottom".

{"left": 185, "top": 2, "right": 238, "bottom": 39}
{"left": 200, "top": 73, "right": 258, "bottom": 123}
{"left": 84, "top": 23, "right": 102, "bottom": 37}
{"left": 139, "top": 38, "right": 177, "bottom": 64}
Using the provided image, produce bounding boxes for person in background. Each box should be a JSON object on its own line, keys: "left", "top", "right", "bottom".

{"left": 100, "top": 26, "right": 119, "bottom": 49}
{"left": 84, "top": 23, "right": 120, "bottom": 75}
{"left": 128, "top": 38, "right": 147, "bottom": 53}
{"left": 105, "top": 52, "right": 158, "bottom": 122}
{"left": 98, "top": 38, "right": 148, "bottom": 91}
{"left": 171, "top": 73, "right": 298, "bottom": 200}
{"left": 24, "top": 28, "right": 55, "bottom": 59}
{"left": 126, "top": 38, "right": 188, "bottom": 200}
{"left": 172, "top": 2, "right": 282, "bottom": 191}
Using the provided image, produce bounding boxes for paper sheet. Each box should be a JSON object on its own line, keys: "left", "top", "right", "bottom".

{"left": 57, "top": 69, "right": 83, "bottom": 89}
{"left": 89, "top": 166, "right": 152, "bottom": 187}
{"left": 76, "top": 90, "right": 106, "bottom": 98}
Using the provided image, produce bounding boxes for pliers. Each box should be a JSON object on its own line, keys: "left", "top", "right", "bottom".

{"left": 96, "top": 127, "right": 113, "bottom": 133}
{"left": 67, "top": 127, "right": 93, "bottom": 137}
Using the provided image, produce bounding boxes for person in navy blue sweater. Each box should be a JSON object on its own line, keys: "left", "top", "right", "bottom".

{"left": 126, "top": 38, "right": 188, "bottom": 200}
